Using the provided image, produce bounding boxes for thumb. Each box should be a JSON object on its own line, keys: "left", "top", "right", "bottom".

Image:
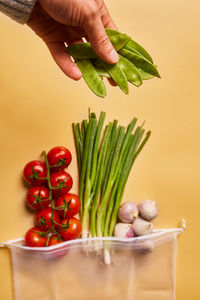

{"left": 83, "top": 14, "right": 119, "bottom": 64}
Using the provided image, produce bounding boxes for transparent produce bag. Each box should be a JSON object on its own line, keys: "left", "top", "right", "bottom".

{"left": 0, "top": 224, "right": 185, "bottom": 300}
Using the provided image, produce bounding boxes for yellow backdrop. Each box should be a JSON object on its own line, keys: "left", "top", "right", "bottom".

{"left": 0, "top": 0, "right": 200, "bottom": 299}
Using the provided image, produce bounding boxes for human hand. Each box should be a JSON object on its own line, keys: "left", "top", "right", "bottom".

{"left": 27, "top": 0, "right": 118, "bottom": 80}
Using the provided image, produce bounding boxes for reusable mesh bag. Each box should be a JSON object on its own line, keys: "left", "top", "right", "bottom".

{"left": 0, "top": 223, "right": 185, "bottom": 300}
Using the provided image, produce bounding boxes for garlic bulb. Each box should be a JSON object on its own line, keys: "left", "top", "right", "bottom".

{"left": 114, "top": 223, "right": 134, "bottom": 238}
{"left": 133, "top": 217, "right": 153, "bottom": 236}
{"left": 134, "top": 240, "right": 154, "bottom": 254}
{"left": 138, "top": 200, "right": 158, "bottom": 221}
{"left": 118, "top": 202, "right": 139, "bottom": 223}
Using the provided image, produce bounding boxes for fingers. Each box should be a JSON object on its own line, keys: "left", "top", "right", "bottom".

{"left": 96, "top": 0, "right": 118, "bottom": 30}
{"left": 46, "top": 42, "right": 82, "bottom": 80}
{"left": 83, "top": 7, "right": 118, "bottom": 64}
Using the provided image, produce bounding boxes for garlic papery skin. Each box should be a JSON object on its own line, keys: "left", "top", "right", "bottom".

{"left": 114, "top": 223, "right": 134, "bottom": 238}
{"left": 138, "top": 200, "right": 158, "bottom": 221}
{"left": 118, "top": 202, "right": 139, "bottom": 223}
{"left": 133, "top": 217, "right": 153, "bottom": 236}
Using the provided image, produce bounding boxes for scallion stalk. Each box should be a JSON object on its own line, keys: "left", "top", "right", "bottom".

{"left": 72, "top": 123, "right": 82, "bottom": 175}
{"left": 81, "top": 115, "right": 97, "bottom": 238}
{"left": 108, "top": 130, "right": 151, "bottom": 236}
{"left": 90, "top": 112, "right": 106, "bottom": 188}
{"left": 90, "top": 122, "right": 113, "bottom": 237}
{"left": 73, "top": 111, "right": 151, "bottom": 260}
{"left": 96, "top": 126, "right": 126, "bottom": 237}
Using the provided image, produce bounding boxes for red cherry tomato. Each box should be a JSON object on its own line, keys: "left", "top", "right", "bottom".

{"left": 47, "top": 235, "right": 68, "bottom": 258}
{"left": 26, "top": 186, "right": 50, "bottom": 210}
{"left": 50, "top": 171, "right": 73, "bottom": 198}
{"left": 48, "top": 235, "right": 63, "bottom": 246}
{"left": 23, "top": 160, "right": 47, "bottom": 186}
{"left": 55, "top": 193, "right": 80, "bottom": 218}
{"left": 25, "top": 227, "right": 47, "bottom": 247}
{"left": 35, "top": 207, "right": 60, "bottom": 231}
{"left": 59, "top": 217, "right": 82, "bottom": 241}
{"left": 47, "top": 146, "right": 72, "bottom": 171}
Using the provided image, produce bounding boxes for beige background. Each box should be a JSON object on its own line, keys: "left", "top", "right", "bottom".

{"left": 0, "top": 0, "right": 200, "bottom": 299}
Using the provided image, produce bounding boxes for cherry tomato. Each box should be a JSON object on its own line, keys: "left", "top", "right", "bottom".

{"left": 35, "top": 207, "right": 60, "bottom": 231}
{"left": 23, "top": 160, "right": 47, "bottom": 186}
{"left": 47, "top": 235, "right": 69, "bottom": 258}
{"left": 26, "top": 186, "right": 50, "bottom": 210}
{"left": 59, "top": 217, "right": 82, "bottom": 241}
{"left": 50, "top": 171, "right": 73, "bottom": 198}
{"left": 25, "top": 227, "right": 47, "bottom": 247}
{"left": 47, "top": 146, "right": 72, "bottom": 171}
{"left": 55, "top": 193, "right": 80, "bottom": 218}
{"left": 47, "top": 235, "right": 63, "bottom": 246}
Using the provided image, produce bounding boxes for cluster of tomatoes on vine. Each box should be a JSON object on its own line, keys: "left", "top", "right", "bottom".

{"left": 23, "top": 146, "right": 82, "bottom": 247}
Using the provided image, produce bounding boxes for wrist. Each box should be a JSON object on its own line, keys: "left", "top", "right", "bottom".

{"left": 0, "top": 0, "right": 38, "bottom": 24}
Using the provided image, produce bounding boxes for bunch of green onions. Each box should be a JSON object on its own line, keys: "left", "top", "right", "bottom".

{"left": 73, "top": 111, "right": 151, "bottom": 240}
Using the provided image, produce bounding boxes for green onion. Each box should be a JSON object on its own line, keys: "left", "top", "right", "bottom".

{"left": 90, "top": 122, "right": 113, "bottom": 237}
{"left": 109, "top": 130, "right": 151, "bottom": 236}
{"left": 81, "top": 114, "right": 97, "bottom": 238}
{"left": 72, "top": 111, "right": 151, "bottom": 244}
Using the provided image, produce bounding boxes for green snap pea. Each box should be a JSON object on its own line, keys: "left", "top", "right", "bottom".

{"left": 76, "top": 59, "right": 106, "bottom": 98}
{"left": 67, "top": 34, "right": 130, "bottom": 60}
{"left": 105, "top": 28, "right": 154, "bottom": 64}
{"left": 92, "top": 60, "right": 110, "bottom": 78}
{"left": 95, "top": 66, "right": 110, "bottom": 78}
{"left": 137, "top": 68, "right": 154, "bottom": 80}
{"left": 110, "top": 33, "right": 130, "bottom": 50}
{"left": 124, "top": 45, "right": 147, "bottom": 59}
{"left": 97, "top": 59, "right": 129, "bottom": 95}
{"left": 119, "top": 48, "right": 160, "bottom": 78}
{"left": 67, "top": 28, "right": 159, "bottom": 97}
{"left": 121, "top": 46, "right": 156, "bottom": 79}
{"left": 118, "top": 54, "right": 142, "bottom": 87}
{"left": 67, "top": 43, "right": 95, "bottom": 59}
{"left": 105, "top": 28, "right": 120, "bottom": 37}
{"left": 125, "top": 39, "right": 154, "bottom": 64}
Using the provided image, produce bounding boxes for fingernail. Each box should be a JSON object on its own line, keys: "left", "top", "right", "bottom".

{"left": 109, "top": 49, "right": 119, "bottom": 64}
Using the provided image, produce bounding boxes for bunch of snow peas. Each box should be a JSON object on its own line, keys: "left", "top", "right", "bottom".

{"left": 67, "top": 29, "right": 160, "bottom": 97}
{"left": 73, "top": 111, "right": 151, "bottom": 239}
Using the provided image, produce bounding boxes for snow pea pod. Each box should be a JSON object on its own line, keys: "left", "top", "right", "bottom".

{"left": 76, "top": 59, "right": 106, "bottom": 98}
{"left": 123, "top": 46, "right": 156, "bottom": 79}
{"left": 119, "top": 48, "right": 160, "bottom": 78}
{"left": 110, "top": 33, "right": 130, "bottom": 50}
{"left": 95, "top": 66, "right": 110, "bottom": 78}
{"left": 137, "top": 68, "right": 154, "bottom": 80}
{"left": 105, "top": 28, "right": 154, "bottom": 63}
{"left": 105, "top": 28, "right": 119, "bottom": 36}
{"left": 67, "top": 34, "right": 130, "bottom": 59}
{"left": 124, "top": 45, "right": 147, "bottom": 59}
{"left": 68, "top": 43, "right": 95, "bottom": 59}
{"left": 93, "top": 60, "right": 110, "bottom": 78}
{"left": 125, "top": 39, "right": 153, "bottom": 64}
{"left": 97, "top": 59, "right": 129, "bottom": 95}
{"left": 118, "top": 55, "right": 142, "bottom": 87}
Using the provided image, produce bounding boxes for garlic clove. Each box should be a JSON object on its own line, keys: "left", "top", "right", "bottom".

{"left": 114, "top": 223, "right": 134, "bottom": 238}
{"left": 133, "top": 217, "right": 153, "bottom": 236}
{"left": 118, "top": 201, "right": 139, "bottom": 223}
{"left": 138, "top": 200, "right": 158, "bottom": 221}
